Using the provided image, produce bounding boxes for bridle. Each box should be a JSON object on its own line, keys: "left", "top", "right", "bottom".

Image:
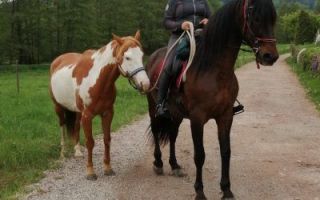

{"left": 117, "top": 63, "right": 146, "bottom": 91}
{"left": 241, "top": 0, "right": 276, "bottom": 69}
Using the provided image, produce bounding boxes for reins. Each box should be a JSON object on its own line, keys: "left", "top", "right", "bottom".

{"left": 147, "top": 22, "right": 196, "bottom": 93}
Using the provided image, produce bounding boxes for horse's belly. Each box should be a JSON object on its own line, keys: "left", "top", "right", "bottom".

{"left": 51, "top": 64, "right": 80, "bottom": 112}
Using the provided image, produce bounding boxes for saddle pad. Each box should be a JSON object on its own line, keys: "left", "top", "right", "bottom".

{"left": 151, "top": 59, "right": 187, "bottom": 89}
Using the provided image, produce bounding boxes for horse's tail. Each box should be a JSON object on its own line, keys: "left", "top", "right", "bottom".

{"left": 149, "top": 117, "right": 174, "bottom": 145}
{"left": 64, "top": 110, "right": 77, "bottom": 137}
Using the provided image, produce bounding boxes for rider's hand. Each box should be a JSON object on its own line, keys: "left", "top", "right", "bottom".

{"left": 181, "top": 21, "right": 191, "bottom": 30}
{"left": 200, "top": 18, "right": 209, "bottom": 25}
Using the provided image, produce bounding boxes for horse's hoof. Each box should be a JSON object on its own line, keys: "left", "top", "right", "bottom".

{"left": 153, "top": 165, "right": 164, "bottom": 175}
{"left": 104, "top": 169, "right": 116, "bottom": 176}
{"left": 171, "top": 168, "right": 187, "bottom": 177}
{"left": 195, "top": 191, "right": 207, "bottom": 200}
{"left": 222, "top": 190, "right": 235, "bottom": 200}
{"left": 86, "top": 174, "right": 98, "bottom": 181}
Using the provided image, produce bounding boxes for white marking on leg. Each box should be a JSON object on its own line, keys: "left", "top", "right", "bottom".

{"left": 60, "top": 126, "right": 66, "bottom": 159}
{"left": 74, "top": 143, "right": 83, "bottom": 157}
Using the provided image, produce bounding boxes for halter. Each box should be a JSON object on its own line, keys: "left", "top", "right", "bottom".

{"left": 114, "top": 38, "right": 146, "bottom": 92}
{"left": 117, "top": 63, "right": 146, "bottom": 91}
{"left": 241, "top": 0, "right": 276, "bottom": 69}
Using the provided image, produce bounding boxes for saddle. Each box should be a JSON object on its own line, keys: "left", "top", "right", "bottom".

{"left": 151, "top": 35, "right": 192, "bottom": 89}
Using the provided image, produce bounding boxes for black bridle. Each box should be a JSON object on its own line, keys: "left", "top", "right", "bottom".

{"left": 117, "top": 63, "right": 146, "bottom": 91}
{"left": 241, "top": 0, "right": 276, "bottom": 68}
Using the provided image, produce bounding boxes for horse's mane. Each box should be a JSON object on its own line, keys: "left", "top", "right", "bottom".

{"left": 194, "top": 0, "right": 276, "bottom": 72}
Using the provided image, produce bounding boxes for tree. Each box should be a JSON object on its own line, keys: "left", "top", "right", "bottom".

{"left": 295, "top": 10, "right": 319, "bottom": 44}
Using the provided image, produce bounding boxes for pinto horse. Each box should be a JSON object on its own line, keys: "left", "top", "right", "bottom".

{"left": 146, "top": 0, "right": 278, "bottom": 199}
{"left": 49, "top": 31, "right": 150, "bottom": 180}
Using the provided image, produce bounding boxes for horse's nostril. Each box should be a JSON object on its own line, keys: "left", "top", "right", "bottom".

{"left": 263, "top": 53, "right": 273, "bottom": 61}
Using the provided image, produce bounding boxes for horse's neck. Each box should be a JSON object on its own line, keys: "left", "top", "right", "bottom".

{"left": 88, "top": 43, "right": 121, "bottom": 92}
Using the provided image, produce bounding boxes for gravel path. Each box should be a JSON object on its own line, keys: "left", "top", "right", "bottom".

{"left": 25, "top": 55, "right": 320, "bottom": 200}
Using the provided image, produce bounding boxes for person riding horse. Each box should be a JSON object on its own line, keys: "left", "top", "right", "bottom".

{"left": 155, "top": 0, "right": 211, "bottom": 118}
{"left": 156, "top": 0, "right": 244, "bottom": 119}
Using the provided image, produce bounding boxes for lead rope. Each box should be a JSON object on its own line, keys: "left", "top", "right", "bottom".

{"left": 147, "top": 22, "right": 196, "bottom": 93}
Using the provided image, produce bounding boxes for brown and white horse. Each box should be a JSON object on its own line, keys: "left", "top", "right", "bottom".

{"left": 49, "top": 31, "right": 150, "bottom": 180}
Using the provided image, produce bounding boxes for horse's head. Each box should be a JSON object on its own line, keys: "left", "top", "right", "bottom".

{"left": 241, "top": 0, "right": 279, "bottom": 66}
{"left": 112, "top": 31, "right": 150, "bottom": 92}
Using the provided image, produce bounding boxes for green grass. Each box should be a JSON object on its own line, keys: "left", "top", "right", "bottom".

{"left": 0, "top": 67, "right": 148, "bottom": 199}
{"left": 287, "top": 58, "right": 320, "bottom": 112}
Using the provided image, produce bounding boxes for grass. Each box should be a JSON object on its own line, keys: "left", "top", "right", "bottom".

{"left": 0, "top": 44, "right": 291, "bottom": 199}
{"left": 0, "top": 67, "right": 148, "bottom": 199}
{"left": 287, "top": 58, "right": 320, "bottom": 112}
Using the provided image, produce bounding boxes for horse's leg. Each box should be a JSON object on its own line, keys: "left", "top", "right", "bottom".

{"left": 54, "top": 104, "right": 67, "bottom": 159}
{"left": 73, "top": 113, "right": 83, "bottom": 157}
{"left": 216, "top": 112, "right": 235, "bottom": 199}
{"left": 101, "top": 109, "right": 115, "bottom": 176}
{"left": 151, "top": 117, "right": 164, "bottom": 175}
{"left": 81, "top": 110, "right": 97, "bottom": 180}
{"left": 147, "top": 94, "right": 164, "bottom": 175}
{"left": 169, "top": 119, "right": 185, "bottom": 177}
{"left": 191, "top": 120, "right": 206, "bottom": 200}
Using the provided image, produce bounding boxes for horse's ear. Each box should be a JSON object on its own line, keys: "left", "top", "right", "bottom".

{"left": 134, "top": 30, "right": 141, "bottom": 41}
{"left": 112, "top": 33, "right": 123, "bottom": 45}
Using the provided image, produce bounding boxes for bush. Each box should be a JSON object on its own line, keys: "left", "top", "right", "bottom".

{"left": 278, "top": 10, "right": 320, "bottom": 44}
{"left": 295, "top": 10, "right": 319, "bottom": 44}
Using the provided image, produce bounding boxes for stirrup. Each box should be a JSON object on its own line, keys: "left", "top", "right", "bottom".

{"left": 233, "top": 100, "right": 244, "bottom": 115}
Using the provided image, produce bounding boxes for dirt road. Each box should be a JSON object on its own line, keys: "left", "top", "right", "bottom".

{"left": 25, "top": 55, "right": 320, "bottom": 200}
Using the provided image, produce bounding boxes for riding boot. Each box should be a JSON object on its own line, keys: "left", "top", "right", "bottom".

{"left": 155, "top": 68, "right": 172, "bottom": 119}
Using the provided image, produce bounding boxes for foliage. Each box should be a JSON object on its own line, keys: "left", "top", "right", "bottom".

{"left": 295, "top": 10, "right": 319, "bottom": 44}
{"left": 0, "top": 0, "right": 183, "bottom": 64}
{"left": 287, "top": 57, "right": 320, "bottom": 112}
{"left": 290, "top": 44, "right": 320, "bottom": 69}
{"left": 277, "top": 10, "right": 320, "bottom": 44}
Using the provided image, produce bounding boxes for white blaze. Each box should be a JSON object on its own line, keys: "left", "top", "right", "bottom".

{"left": 121, "top": 47, "right": 150, "bottom": 91}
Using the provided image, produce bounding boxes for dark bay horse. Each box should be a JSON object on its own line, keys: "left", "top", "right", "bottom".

{"left": 146, "top": 0, "right": 278, "bottom": 199}
{"left": 50, "top": 31, "right": 150, "bottom": 180}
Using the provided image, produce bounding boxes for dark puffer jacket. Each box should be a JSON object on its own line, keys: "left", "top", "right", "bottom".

{"left": 164, "top": 0, "right": 212, "bottom": 35}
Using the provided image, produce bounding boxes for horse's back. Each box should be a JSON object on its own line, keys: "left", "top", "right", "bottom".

{"left": 50, "top": 53, "right": 83, "bottom": 75}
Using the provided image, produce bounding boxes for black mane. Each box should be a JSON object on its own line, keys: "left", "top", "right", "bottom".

{"left": 193, "top": 0, "right": 276, "bottom": 72}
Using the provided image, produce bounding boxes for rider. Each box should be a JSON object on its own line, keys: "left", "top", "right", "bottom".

{"left": 155, "top": 0, "right": 212, "bottom": 119}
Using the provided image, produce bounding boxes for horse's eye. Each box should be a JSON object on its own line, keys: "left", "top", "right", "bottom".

{"left": 125, "top": 57, "right": 131, "bottom": 61}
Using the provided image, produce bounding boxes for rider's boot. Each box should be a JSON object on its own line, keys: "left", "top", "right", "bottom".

{"left": 155, "top": 69, "right": 172, "bottom": 119}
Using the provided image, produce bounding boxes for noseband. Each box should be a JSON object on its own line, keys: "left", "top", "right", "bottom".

{"left": 241, "top": 0, "right": 276, "bottom": 68}
{"left": 117, "top": 63, "right": 146, "bottom": 91}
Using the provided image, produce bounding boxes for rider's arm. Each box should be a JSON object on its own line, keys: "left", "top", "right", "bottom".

{"left": 163, "top": 0, "right": 183, "bottom": 33}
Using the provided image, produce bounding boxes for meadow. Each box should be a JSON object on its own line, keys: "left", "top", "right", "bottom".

{"left": 0, "top": 44, "right": 290, "bottom": 199}
{"left": 0, "top": 66, "right": 148, "bottom": 199}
